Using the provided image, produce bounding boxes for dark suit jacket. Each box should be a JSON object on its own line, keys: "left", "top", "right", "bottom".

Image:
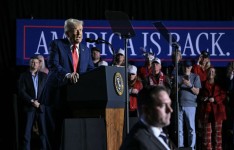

{"left": 47, "top": 38, "right": 94, "bottom": 80}
{"left": 18, "top": 70, "right": 48, "bottom": 149}
{"left": 43, "top": 38, "right": 94, "bottom": 108}
{"left": 18, "top": 70, "right": 47, "bottom": 112}
{"left": 120, "top": 121, "right": 169, "bottom": 150}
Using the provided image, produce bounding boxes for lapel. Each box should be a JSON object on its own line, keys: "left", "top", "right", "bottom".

{"left": 27, "top": 71, "right": 34, "bottom": 90}
{"left": 63, "top": 39, "right": 73, "bottom": 66}
{"left": 37, "top": 72, "right": 42, "bottom": 99}
{"left": 79, "top": 44, "right": 85, "bottom": 64}
{"left": 138, "top": 121, "right": 167, "bottom": 150}
{"left": 26, "top": 71, "right": 36, "bottom": 98}
{"left": 148, "top": 130, "right": 168, "bottom": 150}
{"left": 140, "top": 121, "right": 168, "bottom": 150}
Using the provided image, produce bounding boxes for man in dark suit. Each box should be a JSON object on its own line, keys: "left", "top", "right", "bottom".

{"left": 42, "top": 18, "right": 94, "bottom": 150}
{"left": 120, "top": 86, "right": 174, "bottom": 150}
{"left": 18, "top": 56, "right": 48, "bottom": 150}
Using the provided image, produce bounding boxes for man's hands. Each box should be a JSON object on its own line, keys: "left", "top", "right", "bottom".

{"left": 129, "top": 88, "right": 139, "bottom": 94}
{"left": 67, "top": 72, "right": 79, "bottom": 84}
{"left": 182, "top": 77, "right": 192, "bottom": 88}
{"left": 202, "top": 97, "right": 215, "bottom": 103}
{"left": 197, "top": 55, "right": 202, "bottom": 65}
{"left": 31, "top": 99, "right": 40, "bottom": 108}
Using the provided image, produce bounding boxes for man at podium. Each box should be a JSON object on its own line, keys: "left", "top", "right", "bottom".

{"left": 42, "top": 18, "right": 94, "bottom": 150}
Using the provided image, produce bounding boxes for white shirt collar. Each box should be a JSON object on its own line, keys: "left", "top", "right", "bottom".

{"left": 140, "top": 116, "right": 170, "bottom": 150}
{"left": 70, "top": 44, "right": 79, "bottom": 49}
{"left": 150, "top": 126, "right": 162, "bottom": 138}
{"left": 70, "top": 44, "right": 79, "bottom": 54}
{"left": 140, "top": 116, "right": 163, "bottom": 137}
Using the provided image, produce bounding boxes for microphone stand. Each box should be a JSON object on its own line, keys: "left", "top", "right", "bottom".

{"left": 123, "top": 37, "right": 130, "bottom": 133}
{"left": 172, "top": 42, "right": 180, "bottom": 147}
{"left": 119, "top": 33, "right": 133, "bottom": 134}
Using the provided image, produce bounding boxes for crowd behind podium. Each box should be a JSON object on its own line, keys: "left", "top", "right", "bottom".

{"left": 16, "top": 18, "right": 234, "bottom": 150}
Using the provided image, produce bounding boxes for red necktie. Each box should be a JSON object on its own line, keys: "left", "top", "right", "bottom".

{"left": 72, "top": 44, "right": 79, "bottom": 72}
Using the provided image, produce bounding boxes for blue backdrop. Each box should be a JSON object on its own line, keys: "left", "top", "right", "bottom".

{"left": 16, "top": 19, "right": 234, "bottom": 67}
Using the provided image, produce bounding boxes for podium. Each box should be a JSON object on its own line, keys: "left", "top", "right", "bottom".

{"left": 66, "top": 66, "right": 125, "bottom": 150}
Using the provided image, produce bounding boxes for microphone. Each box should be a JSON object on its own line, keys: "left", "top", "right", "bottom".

{"left": 85, "top": 38, "right": 98, "bottom": 43}
{"left": 85, "top": 38, "right": 102, "bottom": 44}
{"left": 85, "top": 37, "right": 115, "bottom": 59}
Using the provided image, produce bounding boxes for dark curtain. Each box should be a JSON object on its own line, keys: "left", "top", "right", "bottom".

{"left": 0, "top": 0, "right": 233, "bottom": 149}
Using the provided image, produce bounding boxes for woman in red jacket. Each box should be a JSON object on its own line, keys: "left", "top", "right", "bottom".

{"left": 128, "top": 65, "right": 143, "bottom": 117}
{"left": 199, "top": 67, "right": 226, "bottom": 150}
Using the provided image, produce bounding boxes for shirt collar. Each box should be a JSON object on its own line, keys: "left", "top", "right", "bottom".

{"left": 70, "top": 44, "right": 79, "bottom": 49}
{"left": 150, "top": 126, "right": 162, "bottom": 137}
{"left": 140, "top": 116, "right": 162, "bottom": 137}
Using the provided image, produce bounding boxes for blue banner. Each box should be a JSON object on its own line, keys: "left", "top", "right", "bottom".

{"left": 16, "top": 19, "right": 234, "bottom": 67}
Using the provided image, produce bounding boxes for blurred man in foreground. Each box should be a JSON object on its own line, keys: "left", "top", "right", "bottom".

{"left": 120, "top": 86, "right": 174, "bottom": 150}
